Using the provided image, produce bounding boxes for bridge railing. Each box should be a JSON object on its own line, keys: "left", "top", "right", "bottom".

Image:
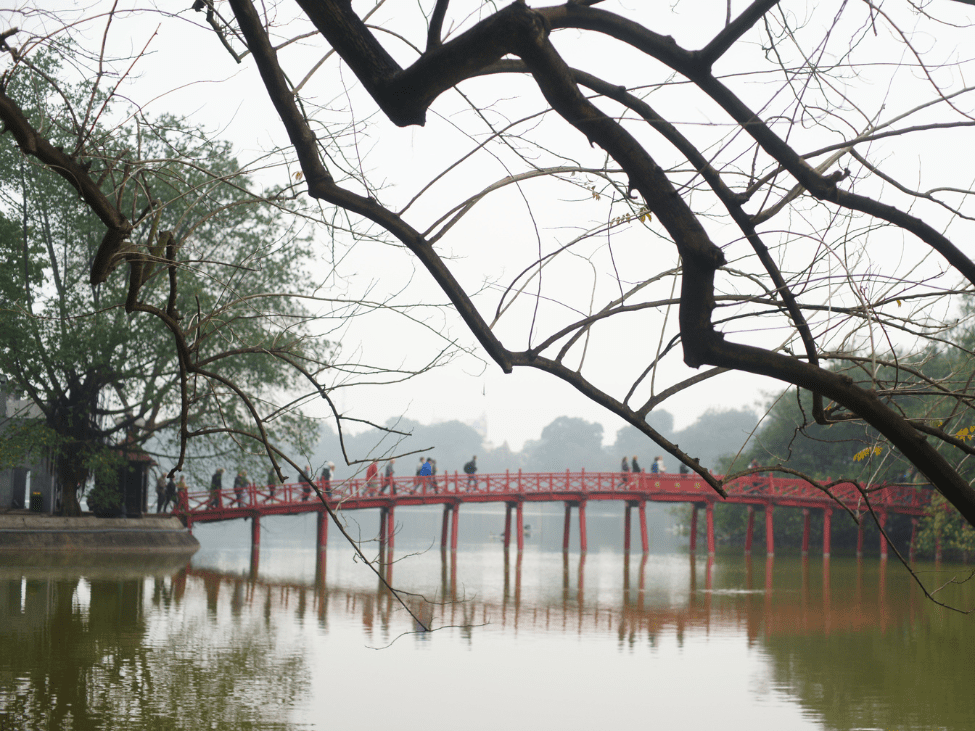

{"left": 177, "top": 470, "right": 933, "bottom": 514}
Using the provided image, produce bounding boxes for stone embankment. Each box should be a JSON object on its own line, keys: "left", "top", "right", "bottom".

{"left": 0, "top": 513, "right": 199, "bottom": 552}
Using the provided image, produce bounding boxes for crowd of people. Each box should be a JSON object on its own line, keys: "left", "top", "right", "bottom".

{"left": 159, "top": 452, "right": 693, "bottom": 512}
{"left": 153, "top": 472, "right": 187, "bottom": 513}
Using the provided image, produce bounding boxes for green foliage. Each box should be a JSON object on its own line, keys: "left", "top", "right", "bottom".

{"left": 0, "top": 56, "right": 331, "bottom": 510}
{"left": 707, "top": 335, "right": 975, "bottom": 554}
{"left": 918, "top": 493, "right": 975, "bottom": 559}
{"left": 0, "top": 418, "right": 60, "bottom": 469}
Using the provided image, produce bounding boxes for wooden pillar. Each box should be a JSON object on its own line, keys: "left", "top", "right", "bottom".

{"left": 801, "top": 509, "right": 811, "bottom": 556}
{"left": 441, "top": 504, "right": 451, "bottom": 550}
{"left": 705, "top": 501, "right": 715, "bottom": 555}
{"left": 387, "top": 506, "right": 396, "bottom": 552}
{"left": 251, "top": 514, "right": 261, "bottom": 549}
{"left": 317, "top": 510, "right": 328, "bottom": 549}
{"left": 450, "top": 502, "right": 459, "bottom": 551}
{"left": 516, "top": 501, "right": 524, "bottom": 552}
{"left": 765, "top": 504, "right": 774, "bottom": 556}
{"left": 744, "top": 506, "right": 754, "bottom": 554}
{"left": 379, "top": 507, "right": 388, "bottom": 549}
{"left": 579, "top": 501, "right": 588, "bottom": 554}
{"left": 823, "top": 507, "right": 832, "bottom": 558}
{"left": 639, "top": 500, "right": 649, "bottom": 554}
{"left": 504, "top": 503, "right": 512, "bottom": 549}
{"left": 563, "top": 502, "right": 572, "bottom": 552}
{"left": 878, "top": 510, "right": 888, "bottom": 560}
{"left": 690, "top": 505, "right": 698, "bottom": 552}
{"left": 624, "top": 502, "right": 632, "bottom": 553}
{"left": 856, "top": 517, "right": 865, "bottom": 558}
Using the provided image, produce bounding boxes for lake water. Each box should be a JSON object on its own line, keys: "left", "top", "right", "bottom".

{"left": 1, "top": 503, "right": 973, "bottom": 730}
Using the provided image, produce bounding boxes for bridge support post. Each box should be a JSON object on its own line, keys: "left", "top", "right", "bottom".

{"left": 441, "top": 505, "right": 451, "bottom": 550}
{"left": 563, "top": 503, "right": 572, "bottom": 552}
{"left": 516, "top": 501, "right": 524, "bottom": 552}
{"left": 706, "top": 501, "right": 715, "bottom": 555}
{"left": 388, "top": 506, "right": 396, "bottom": 552}
{"left": 451, "top": 502, "right": 459, "bottom": 551}
{"left": 878, "top": 510, "right": 887, "bottom": 560}
{"left": 801, "top": 509, "right": 811, "bottom": 556}
{"left": 765, "top": 504, "right": 774, "bottom": 556}
{"left": 823, "top": 507, "right": 832, "bottom": 558}
{"left": 251, "top": 514, "right": 261, "bottom": 550}
{"left": 624, "top": 502, "right": 632, "bottom": 553}
{"left": 249, "top": 544, "right": 260, "bottom": 580}
{"left": 317, "top": 510, "right": 328, "bottom": 550}
{"left": 579, "top": 501, "right": 588, "bottom": 554}
{"left": 744, "top": 506, "right": 754, "bottom": 554}
{"left": 639, "top": 500, "right": 648, "bottom": 554}
{"left": 856, "top": 517, "right": 865, "bottom": 558}
{"left": 690, "top": 505, "right": 698, "bottom": 553}
{"left": 909, "top": 517, "right": 918, "bottom": 562}
{"left": 379, "top": 507, "right": 388, "bottom": 550}
{"left": 504, "top": 503, "right": 513, "bottom": 549}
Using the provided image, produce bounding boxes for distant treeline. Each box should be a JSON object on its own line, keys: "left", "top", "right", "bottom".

{"left": 311, "top": 407, "right": 757, "bottom": 479}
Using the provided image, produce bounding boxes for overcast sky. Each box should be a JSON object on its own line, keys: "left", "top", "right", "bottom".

{"left": 13, "top": 0, "right": 973, "bottom": 455}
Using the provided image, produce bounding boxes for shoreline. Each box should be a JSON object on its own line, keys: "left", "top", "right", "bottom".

{"left": 0, "top": 512, "right": 200, "bottom": 553}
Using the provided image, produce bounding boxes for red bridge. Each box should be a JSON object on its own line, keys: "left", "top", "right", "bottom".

{"left": 176, "top": 470, "right": 932, "bottom": 560}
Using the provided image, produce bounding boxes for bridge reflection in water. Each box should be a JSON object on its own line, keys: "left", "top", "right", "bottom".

{"left": 178, "top": 471, "right": 932, "bottom": 563}
{"left": 183, "top": 546, "right": 913, "bottom": 644}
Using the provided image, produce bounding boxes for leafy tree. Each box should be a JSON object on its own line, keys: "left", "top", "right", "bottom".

{"left": 0, "top": 60, "right": 329, "bottom": 513}
{"left": 521, "top": 416, "right": 606, "bottom": 471}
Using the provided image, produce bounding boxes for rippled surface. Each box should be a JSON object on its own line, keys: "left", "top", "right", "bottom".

{"left": 1, "top": 506, "right": 972, "bottom": 730}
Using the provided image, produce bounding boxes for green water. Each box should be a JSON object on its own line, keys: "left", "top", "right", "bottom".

{"left": 0, "top": 509, "right": 972, "bottom": 730}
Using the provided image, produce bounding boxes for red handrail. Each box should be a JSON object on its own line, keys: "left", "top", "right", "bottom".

{"left": 174, "top": 470, "right": 933, "bottom": 517}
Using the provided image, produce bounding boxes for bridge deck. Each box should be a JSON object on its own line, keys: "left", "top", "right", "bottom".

{"left": 177, "top": 470, "right": 931, "bottom": 523}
